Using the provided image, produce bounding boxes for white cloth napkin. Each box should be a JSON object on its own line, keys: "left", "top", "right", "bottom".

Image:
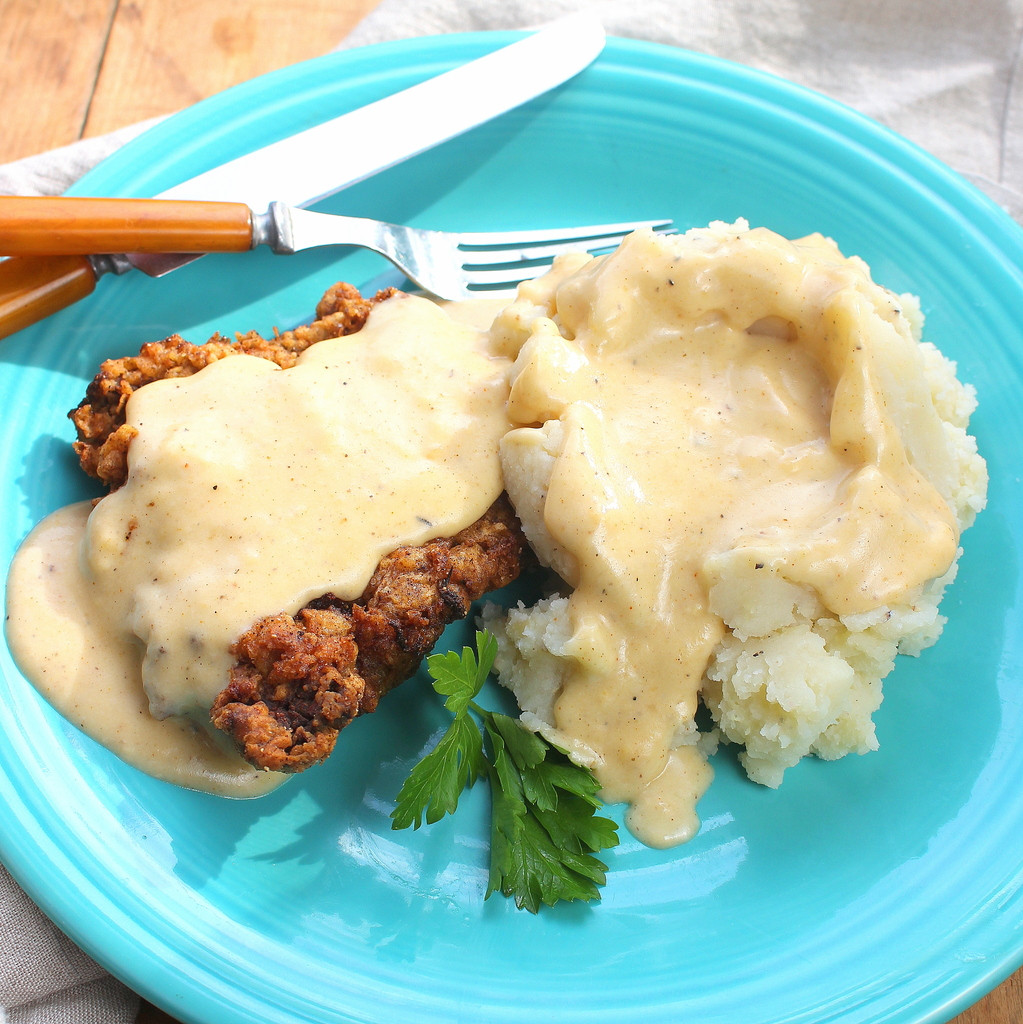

{"left": 2, "top": 0, "right": 1021, "bottom": 1021}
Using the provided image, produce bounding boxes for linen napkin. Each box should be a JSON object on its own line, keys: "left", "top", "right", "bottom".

{"left": 3, "top": 1, "right": 1021, "bottom": 1022}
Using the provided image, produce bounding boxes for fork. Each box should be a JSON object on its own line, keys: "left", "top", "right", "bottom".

{"left": 260, "top": 204, "right": 677, "bottom": 300}
{"left": 0, "top": 196, "right": 676, "bottom": 301}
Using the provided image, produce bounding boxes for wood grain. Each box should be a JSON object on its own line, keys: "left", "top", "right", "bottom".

{"left": 0, "top": 1, "right": 1019, "bottom": 1022}
{"left": 83, "top": 0, "right": 381, "bottom": 139}
{"left": 0, "top": 0, "right": 380, "bottom": 163}
{"left": 0, "top": 0, "right": 118, "bottom": 161}
{"left": 955, "top": 976, "right": 1023, "bottom": 1024}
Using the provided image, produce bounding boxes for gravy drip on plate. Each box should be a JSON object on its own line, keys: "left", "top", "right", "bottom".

{"left": 496, "top": 226, "right": 961, "bottom": 846}
{"left": 6, "top": 294, "right": 510, "bottom": 794}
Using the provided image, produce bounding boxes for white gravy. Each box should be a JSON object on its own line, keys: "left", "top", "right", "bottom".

{"left": 4, "top": 228, "right": 965, "bottom": 843}
{"left": 496, "top": 225, "right": 960, "bottom": 846}
{"left": 5, "top": 293, "right": 511, "bottom": 794}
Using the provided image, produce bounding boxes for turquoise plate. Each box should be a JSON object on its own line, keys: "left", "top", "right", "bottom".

{"left": 1, "top": 31, "right": 1021, "bottom": 1024}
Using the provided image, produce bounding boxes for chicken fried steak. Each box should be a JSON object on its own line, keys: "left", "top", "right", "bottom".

{"left": 69, "top": 282, "right": 396, "bottom": 490}
{"left": 211, "top": 495, "right": 526, "bottom": 772}
{"left": 66, "top": 281, "right": 528, "bottom": 774}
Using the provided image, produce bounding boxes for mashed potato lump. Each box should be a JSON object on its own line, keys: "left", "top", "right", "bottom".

{"left": 482, "top": 220, "right": 987, "bottom": 848}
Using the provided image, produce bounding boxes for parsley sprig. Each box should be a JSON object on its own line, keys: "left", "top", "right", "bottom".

{"left": 391, "top": 629, "right": 619, "bottom": 912}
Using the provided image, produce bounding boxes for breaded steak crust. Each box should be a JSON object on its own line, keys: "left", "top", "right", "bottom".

{"left": 67, "top": 282, "right": 526, "bottom": 774}
{"left": 69, "top": 282, "right": 395, "bottom": 489}
{"left": 211, "top": 496, "right": 526, "bottom": 772}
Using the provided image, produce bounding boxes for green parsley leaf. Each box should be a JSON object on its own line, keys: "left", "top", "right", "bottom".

{"left": 481, "top": 713, "right": 615, "bottom": 911}
{"left": 391, "top": 629, "right": 619, "bottom": 912}
{"left": 391, "top": 709, "right": 486, "bottom": 830}
{"left": 428, "top": 630, "right": 497, "bottom": 715}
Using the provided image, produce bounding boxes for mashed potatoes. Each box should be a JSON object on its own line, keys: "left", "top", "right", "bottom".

{"left": 481, "top": 221, "right": 987, "bottom": 846}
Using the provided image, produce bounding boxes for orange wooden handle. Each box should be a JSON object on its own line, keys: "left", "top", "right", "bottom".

{"left": 0, "top": 197, "right": 253, "bottom": 255}
{"left": 0, "top": 255, "right": 97, "bottom": 339}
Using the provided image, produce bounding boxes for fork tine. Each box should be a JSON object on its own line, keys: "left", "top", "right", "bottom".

{"left": 459, "top": 266, "right": 569, "bottom": 291}
{"left": 458, "top": 222, "right": 678, "bottom": 292}
{"left": 462, "top": 259, "right": 622, "bottom": 291}
{"left": 454, "top": 218, "right": 674, "bottom": 250}
{"left": 272, "top": 207, "right": 677, "bottom": 301}
{"left": 459, "top": 224, "right": 677, "bottom": 268}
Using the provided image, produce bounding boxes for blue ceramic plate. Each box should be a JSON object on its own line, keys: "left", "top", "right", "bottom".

{"left": 1, "top": 32, "right": 1021, "bottom": 1024}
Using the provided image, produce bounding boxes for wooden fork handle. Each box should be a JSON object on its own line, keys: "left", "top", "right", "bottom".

{"left": 0, "top": 196, "right": 254, "bottom": 255}
{"left": 0, "top": 255, "right": 97, "bottom": 340}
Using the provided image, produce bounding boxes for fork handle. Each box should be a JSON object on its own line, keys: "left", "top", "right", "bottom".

{"left": 0, "top": 196, "right": 254, "bottom": 255}
{"left": 0, "top": 255, "right": 97, "bottom": 340}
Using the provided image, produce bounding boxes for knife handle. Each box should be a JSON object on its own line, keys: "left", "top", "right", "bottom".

{"left": 0, "top": 197, "right": 254, "bottom": 255}
{"left": 0, "top": 255, "right": 98, "bottom": 340}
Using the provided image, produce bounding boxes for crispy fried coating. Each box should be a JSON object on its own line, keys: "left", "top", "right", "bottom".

{"left": 68, "top": 282, "right": 396, "bottom": 490}
{"left": 67, "top": 283, "right": 527, "bottom": 773}
{"left": 210, "top": 496, "right": 527, "bottom": 773}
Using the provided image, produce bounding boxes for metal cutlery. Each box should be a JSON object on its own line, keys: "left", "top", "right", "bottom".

{"left": 0, "top": 14, "right": 607, "bottom": 337}
{"left": 0, "top": 196, "right": 674, "bottom": 300}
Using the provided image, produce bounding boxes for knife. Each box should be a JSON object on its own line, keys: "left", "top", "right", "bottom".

{"left": 0, "top": 13, "right": 605, "bottom": 340}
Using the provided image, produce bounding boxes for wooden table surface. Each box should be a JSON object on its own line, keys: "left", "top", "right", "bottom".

{"left": 0, "top": 2, "right": 1020, "bottom": 1023}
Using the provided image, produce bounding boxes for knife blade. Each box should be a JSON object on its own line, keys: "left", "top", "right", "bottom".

{"left": 0, "top": 13, "right": 605, "bottom": 340}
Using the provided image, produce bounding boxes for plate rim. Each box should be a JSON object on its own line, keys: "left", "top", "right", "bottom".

{"left": 1, "top": 28, "right": 1021, "bottom": 1024}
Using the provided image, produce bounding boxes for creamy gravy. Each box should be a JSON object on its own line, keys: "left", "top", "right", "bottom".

{"left": 6, "top": 293, "right": 511, "bottom": 794}
{"left": 6, "top": 502, "right": 281, "bottom": 795}
{"left": 5, "top": 227, "right": 966, "bottom": 840}
{"left": 496, "top": 225, "right": 960, "bottom": 846}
